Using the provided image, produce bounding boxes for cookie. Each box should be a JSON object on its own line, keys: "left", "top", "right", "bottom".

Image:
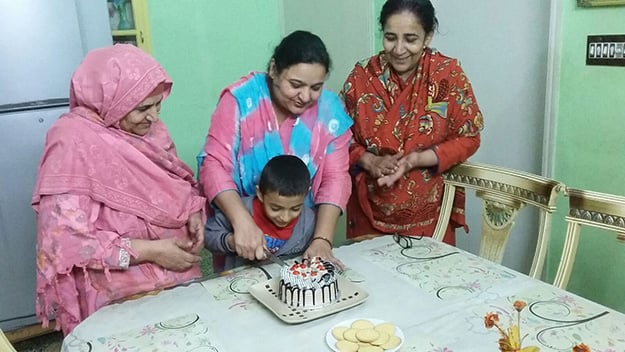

{"left": 380, "top": 335, "right": 402, "bottom": 350}
{"left": 332, "top": 326, "right": 349, "bottom": 340}
{"left": 335, "top": 340, "right": 359, "bottom": 352}
{"left": 343, "top": 328, "right": 360, "bottom": 343}
{"left": 370, "top": 331, "right": 390, "bottom": 346}
{"left": 358, "top": 346, "right": 383, "bottom": 352}
{"left": 355, "top": 328, "right": 380, "bottom": 343}
{"left": 374, "top": 322, "right": 396, "bottom": 336}
{"left": 351, "top": 319, "right": 375, "bottom": 330}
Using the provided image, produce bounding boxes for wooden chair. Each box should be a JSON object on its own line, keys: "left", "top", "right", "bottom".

{"left": 0, "top": 328, "right": 17, "bottom": 352}
{"left": 553, "top": 188, "right": 625, "bottom": 289}
{"left": 433, "top": 162, "right": 564, "bottom": 279}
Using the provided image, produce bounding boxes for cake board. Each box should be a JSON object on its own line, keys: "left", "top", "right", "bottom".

{"left": 249, "top": 277, "right": 368, "bottom": 324}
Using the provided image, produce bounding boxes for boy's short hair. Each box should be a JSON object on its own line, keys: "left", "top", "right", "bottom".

{"left": 258, "top": 155, "right": 311, "bottom": 197}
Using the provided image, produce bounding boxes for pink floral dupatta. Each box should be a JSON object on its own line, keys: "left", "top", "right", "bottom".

{"left": 32, "top": 45, "right": 204, "bottom": 334}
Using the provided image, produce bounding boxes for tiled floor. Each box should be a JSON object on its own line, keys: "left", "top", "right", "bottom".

{"left": 13, "top": 332, "right": 63, "bottom": 352}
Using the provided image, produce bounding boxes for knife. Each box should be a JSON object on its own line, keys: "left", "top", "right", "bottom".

{"left": 263, "top": 248, "right": 289, "bottom": 267}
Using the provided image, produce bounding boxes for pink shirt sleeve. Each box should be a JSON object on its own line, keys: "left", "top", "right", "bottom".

{"left": 311, "top": 130, "right": 352, "bottom": 211}
{"left": 37, "top": 194, "right": 131, "bottom": 271}
{"left": 199, "top": 92, "right": 240, "bottom": 202}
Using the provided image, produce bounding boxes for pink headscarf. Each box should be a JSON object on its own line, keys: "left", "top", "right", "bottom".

{"left": 32, "top": 45, "right": 204, "bottom": 334}
{"left": 69, "top": 43, "right": 172, "bottom": 126}
{"left": 33, "top": 44, "right": 203, "bottom": 227}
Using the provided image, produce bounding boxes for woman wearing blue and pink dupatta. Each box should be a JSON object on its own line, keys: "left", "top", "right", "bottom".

{"left": 199, "top": 31, "right": 352, "bottom": 270}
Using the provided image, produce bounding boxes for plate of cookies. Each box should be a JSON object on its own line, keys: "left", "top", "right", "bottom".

{"left": 325, "top": 318, "right": 404, "bottom": 352}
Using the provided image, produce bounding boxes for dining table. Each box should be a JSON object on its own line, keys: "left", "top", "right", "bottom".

{"left": 61, "top": 235, "right": 625, "bottom": 352}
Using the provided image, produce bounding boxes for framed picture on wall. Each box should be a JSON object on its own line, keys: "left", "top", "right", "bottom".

{"left": 578, "top": 0, "right": 625, "bottom": 6}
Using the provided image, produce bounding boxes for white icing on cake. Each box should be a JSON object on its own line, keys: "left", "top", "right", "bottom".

{"left": 278, "top": 257, "right": 339, "bottom": 309}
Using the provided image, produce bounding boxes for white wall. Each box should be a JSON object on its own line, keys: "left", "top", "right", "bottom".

{"left": 281, "top": 0, "right": 374, "bottom": 93}
{"left": 431, "top": 0, "right": 552, "bottom": 272}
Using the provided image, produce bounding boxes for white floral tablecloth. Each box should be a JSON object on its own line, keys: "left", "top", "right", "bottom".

{"left": 63, "top": 236, "right": 625, "bottom": 352}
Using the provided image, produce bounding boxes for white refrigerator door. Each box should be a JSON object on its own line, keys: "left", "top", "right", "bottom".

{"left": 0, "top": 0, "right": 111, "bottom": 331}
{"left": 0, "top": 106, "right": 65, "bottom": 331}
{"left": 0, "top": 0, "right": 111, "bottom": 105}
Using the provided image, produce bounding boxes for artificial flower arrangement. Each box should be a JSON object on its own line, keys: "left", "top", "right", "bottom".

{"left": 484, "top": 300, "right": 591, "bottom": 352}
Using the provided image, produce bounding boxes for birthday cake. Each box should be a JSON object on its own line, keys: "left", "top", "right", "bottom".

{"left": 278, "top": 257, "right": 339, "bottom": 309}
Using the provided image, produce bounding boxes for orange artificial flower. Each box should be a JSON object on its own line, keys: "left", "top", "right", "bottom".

{"left": 484, "top": 312, "right": 499, "bottom": 329}
{"left": 572, "top": 343, "right": 591, "bottom": 352}
{"left": 513, "top": 300, "right": 527, "bottom": 312}
{"left": 484, "top": 300, "right": 539, "bottom": 352}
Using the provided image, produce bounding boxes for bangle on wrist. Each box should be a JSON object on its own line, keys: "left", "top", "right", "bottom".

{"left": 311, "top": 236, "right": 333, "bottom": 248}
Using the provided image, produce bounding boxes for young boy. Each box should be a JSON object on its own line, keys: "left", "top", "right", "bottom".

{"left": 204, "top": 155, "right": 316, "bottom": 270}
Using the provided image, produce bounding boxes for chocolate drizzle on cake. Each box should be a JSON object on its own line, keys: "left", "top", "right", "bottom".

{"left": 278, "top": 257, "right": 339, "bottom": 308}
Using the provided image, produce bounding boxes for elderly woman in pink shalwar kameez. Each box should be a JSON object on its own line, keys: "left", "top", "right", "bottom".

{"left": 32, "top": 44, "right": 206, "bottom": 335}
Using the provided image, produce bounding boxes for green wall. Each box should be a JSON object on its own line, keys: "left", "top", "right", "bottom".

{"left": 144, "top": 2, "right": 625, "bottom": 310}
{"left": 547, "top": 2, "right": 625, "bottom": 312}
{"left": 145, "top": 0, "right": 282, "bottom": 274}
{"left": 146, "top": 0, "right": 282, "bottom": 169}
{"left": 374, "top": 0, "right": 384, "bottom": 52}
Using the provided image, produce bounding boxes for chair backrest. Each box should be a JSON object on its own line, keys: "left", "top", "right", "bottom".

{"left": 433, "top": 162, "right": 564, "bottom": 279}
{"left": 0, "top": 328, "right": 17, "bottom": 352}
{"left": 553, "top": 188, "right": 625, "bottom": 289}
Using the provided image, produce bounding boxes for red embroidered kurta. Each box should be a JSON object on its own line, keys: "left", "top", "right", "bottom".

{"left": 341, "top": 49, "right": 484, "bottom": 244}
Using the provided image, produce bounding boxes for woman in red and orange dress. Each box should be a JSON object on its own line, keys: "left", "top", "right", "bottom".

{"left": 341, "top": 0, "right": 484, "bottom": 245}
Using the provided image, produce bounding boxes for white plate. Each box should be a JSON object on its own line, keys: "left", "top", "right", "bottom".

{"left": 249, "top": 276, "right": 368, "bottom": 324}
{"left": 325, "top": 318, "right": 404, "bottom": 352}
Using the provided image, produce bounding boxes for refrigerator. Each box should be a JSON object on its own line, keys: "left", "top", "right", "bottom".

{"left": 0, "top": 0, "right": 112, "bottom": 331}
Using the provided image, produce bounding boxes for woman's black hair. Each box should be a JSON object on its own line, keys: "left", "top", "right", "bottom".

{"left": 379, "top": 0, "right": 438, "bottom": 34}
{"left": 258, "top": 155, "right": 311, "bottom": 197}
{"left": 268, "top": 30, "right": 331, "bottom": 74}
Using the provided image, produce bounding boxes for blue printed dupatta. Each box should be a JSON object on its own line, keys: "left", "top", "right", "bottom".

{"left": 228, "top": 72, "right": 352, "bottom": 206}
